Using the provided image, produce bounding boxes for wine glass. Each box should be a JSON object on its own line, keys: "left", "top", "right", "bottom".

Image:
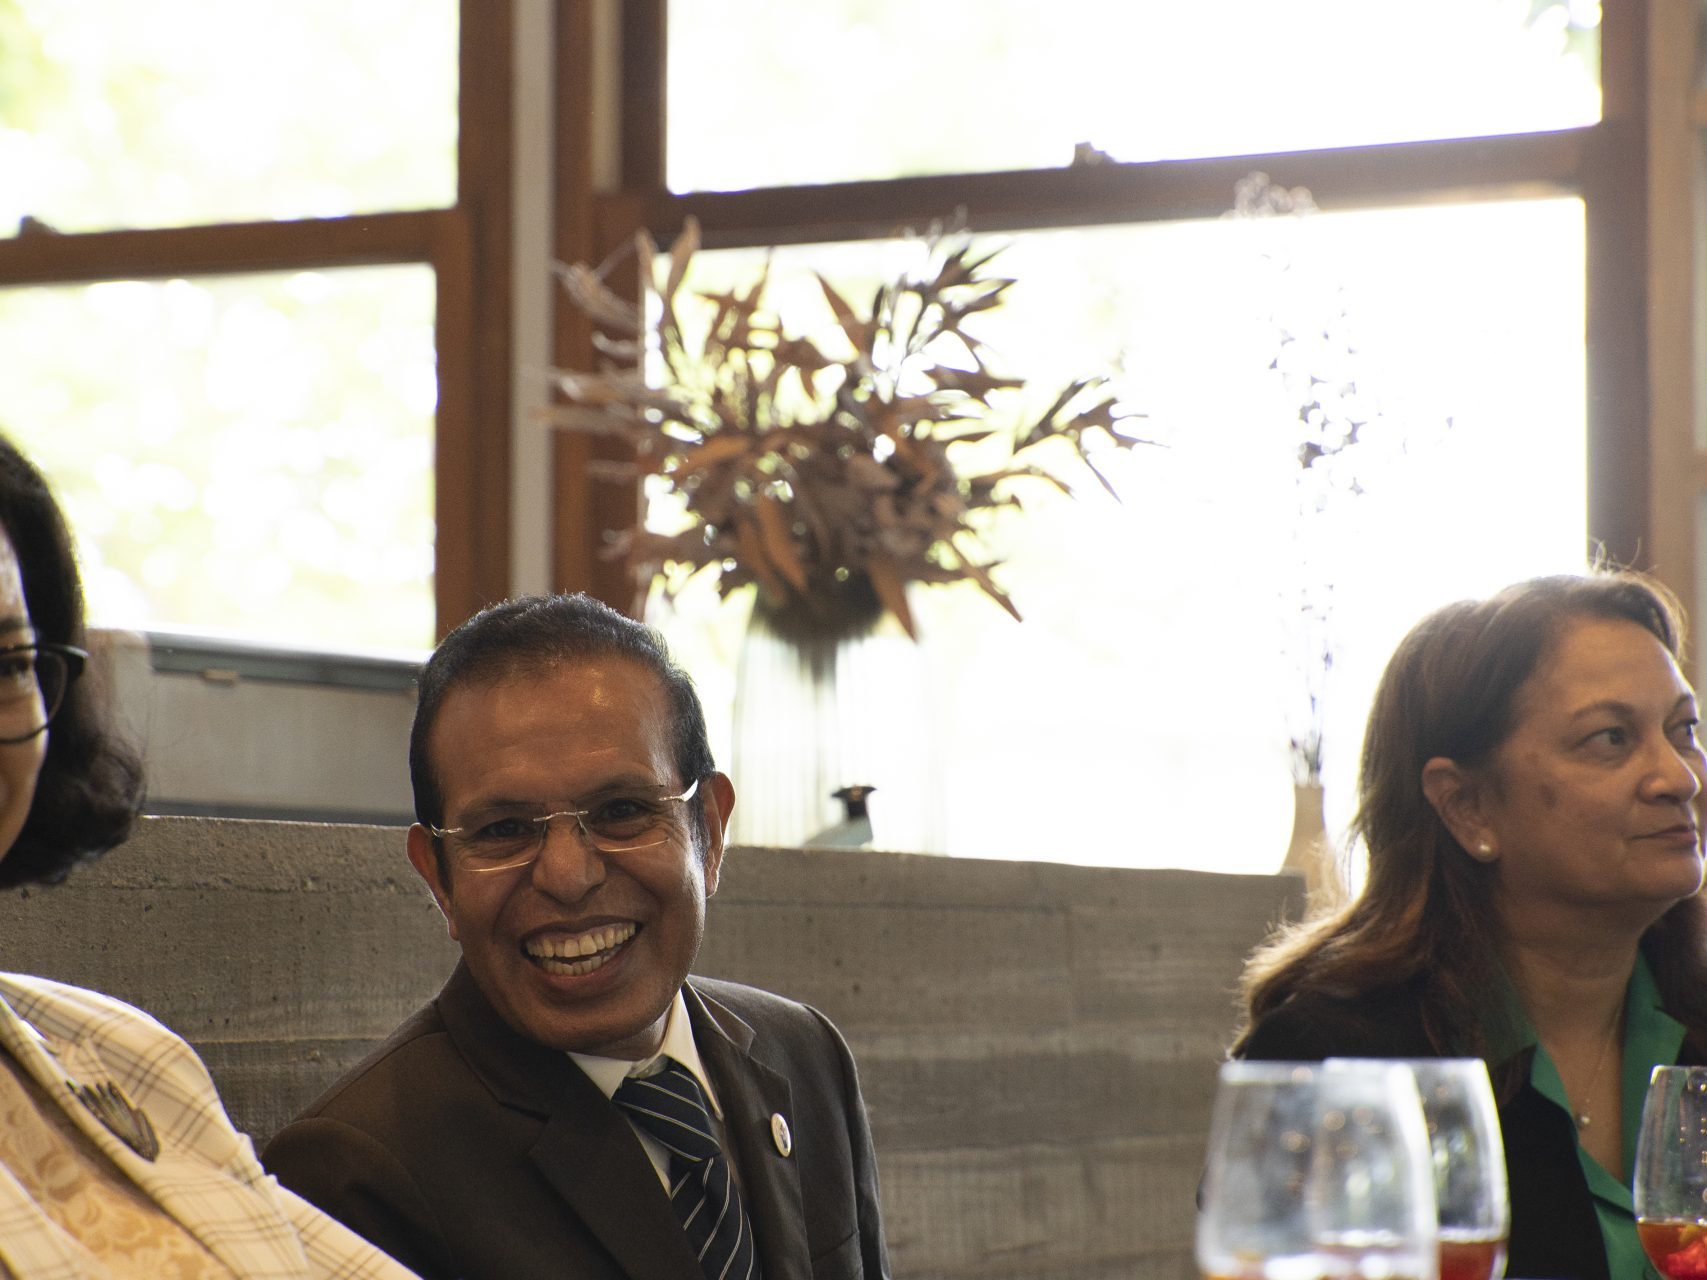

{"left": 1197, "top": 1060, "right": 1438, "bottom": 1279}
{"left": 1635, "top": 1065, "right": 1707, "bottom": 1279}
{"left": 1387, "top": 1060, "right": 1508, "bottom": 1280}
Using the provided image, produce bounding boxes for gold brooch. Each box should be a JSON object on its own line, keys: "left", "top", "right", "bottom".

{"left": 70, "top": 1080, "right": 160, "bottom": 1162}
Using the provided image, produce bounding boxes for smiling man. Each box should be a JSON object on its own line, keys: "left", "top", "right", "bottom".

{"left": 263, "top": 594, "right": 890, "bottom": 1280}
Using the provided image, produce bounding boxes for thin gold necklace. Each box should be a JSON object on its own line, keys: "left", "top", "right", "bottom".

{"left": 1570, "top": 997, "right": 1626, "bottom": 1131}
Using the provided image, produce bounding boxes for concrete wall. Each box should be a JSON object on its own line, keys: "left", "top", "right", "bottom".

{"left": 0, "top": 817, "right": 451, "bottom": 1136}
{"left": 0, "top": 816, "right": 1301, "bottom": 1280}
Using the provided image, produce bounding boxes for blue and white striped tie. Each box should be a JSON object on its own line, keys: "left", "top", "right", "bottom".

{"left": 614, "top": 1059, "right": 762, "bottom": 1280}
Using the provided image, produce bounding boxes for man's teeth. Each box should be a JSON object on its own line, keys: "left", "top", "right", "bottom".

{"left": 526, "top": 923, "right": 636, "bottom": 974}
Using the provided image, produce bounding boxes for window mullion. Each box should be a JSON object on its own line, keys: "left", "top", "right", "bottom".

{"left": 612, "top": 129, "right": 1590, "bottom": 252}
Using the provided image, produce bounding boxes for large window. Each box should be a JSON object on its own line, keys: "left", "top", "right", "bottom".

{"left": 1, "top": 1, "right": 1689, "bottom": 870}
{"left": 1, "top": 269, "right": 436, "bottom": 649}
{"left": 668, "top": 0, "right": 1600, "bottom": 189}
{"left": 1, "top": 0, "right": 456, "bottom": 232}
{"left": 546, "top": 0, "right": 1672, "bottom": 870}
{"left": 650, "top": 201, "right": 1587, "bottom": 864}
{"left": 0, "top": 0, "right": 507, "bottom": 651}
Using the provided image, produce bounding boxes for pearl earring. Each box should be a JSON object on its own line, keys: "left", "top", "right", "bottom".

{"left": 1476, "top": 841, "right": 1493, "bottom": 856}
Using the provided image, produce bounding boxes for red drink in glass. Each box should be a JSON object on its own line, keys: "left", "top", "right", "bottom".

{"left": 1640, "top": 1220, "right": 1707, "bottom": 1279}
{"left": 1437, "top": 1235, "right": 1506, "bottom": 1280}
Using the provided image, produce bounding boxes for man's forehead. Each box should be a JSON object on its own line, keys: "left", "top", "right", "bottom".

{"left": 448, "top": 653, "right": 667, "bottom": 706}
{"left": 428, "top": 656, "right": 674, "bottom": 777}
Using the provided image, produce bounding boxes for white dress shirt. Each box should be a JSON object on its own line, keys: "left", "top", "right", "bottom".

{"left": 568, "top": 989, "right": 733, "bottom": 1190}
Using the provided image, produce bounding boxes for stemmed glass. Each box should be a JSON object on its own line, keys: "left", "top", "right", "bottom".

{"left": 1635, "top": 1065, "right": 1707, "bottom": 1279}
{"left": 1197, "top": 1060, "right": 1438, "bottom": 1280}
{"left": 1389, "top": 1059, "right": 1508, "bottom": 1280}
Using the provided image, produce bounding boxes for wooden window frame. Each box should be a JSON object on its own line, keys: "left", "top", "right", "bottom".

{"left": 0, "top": 0, "right": 514, "bottom": 640}
{"left": 3, "top": 4, "right": 1691, "bottom": 644}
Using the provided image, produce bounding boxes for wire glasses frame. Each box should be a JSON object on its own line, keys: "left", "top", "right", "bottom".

{"left": 429, "top": 778, "right": 702, "bottom": 872}
{"left": 0, "top": 642, "right": 87, "bottom": 745}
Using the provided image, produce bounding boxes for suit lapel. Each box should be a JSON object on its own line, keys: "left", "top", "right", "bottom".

{"left": 687, "top": 983, "right": 810, "bottom": 1280}
{"left": 436, "top": 962, "right": 705, "bottom": 1280}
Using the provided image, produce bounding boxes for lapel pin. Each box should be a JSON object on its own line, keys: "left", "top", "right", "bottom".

{"left": 69, "top": 1079, "right": 160, "bottom": 1162}
{"left": 770, "top": 1112, "right": 792, "bottom": 1158}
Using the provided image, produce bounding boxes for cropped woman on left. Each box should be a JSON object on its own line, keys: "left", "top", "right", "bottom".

{"left": 0, "top": 431, "right": 418, "bottom": 1279}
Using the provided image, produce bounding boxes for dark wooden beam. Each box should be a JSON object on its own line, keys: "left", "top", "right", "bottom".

{"left": 552, "top": 0, "right": 602, "bottom": 603}
{"left": 0, "top": 211, "right": 446, "bottom": 286}
{"left": 1582, "top": 0, "right": 1650, "bottom": 568}
{"left": 550, "top": 0, "right": 645, "bottom": 614}
{"left": 620, "top": 0, "right": 667, "bottom": 194}
{"left": 610, "top": 128, "right": 1589, "bottom": 250}
{"left": 434, "top": 0, "right": 516, "bottom": 636}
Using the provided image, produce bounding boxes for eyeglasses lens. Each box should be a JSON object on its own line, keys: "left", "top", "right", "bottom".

{"left": 37, "top": 651, "right": 69, "bottom": 725}
{"left": 0, "top": 649, "right": 71, "bottom": 744}
{"left": 585, "top": 818, "right": 667, "bottom": 853}
{"left": 451, "top": 800, "right": 684, "bottom": 872}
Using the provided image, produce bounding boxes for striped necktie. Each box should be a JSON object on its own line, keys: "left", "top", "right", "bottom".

{"left": 614, "top": 1059, "right": 763, "bottom": 1280}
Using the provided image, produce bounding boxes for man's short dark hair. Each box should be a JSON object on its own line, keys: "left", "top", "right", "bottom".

{"left": 0, "top": 433, "right": 143, "bottom": 888}
{"left": 409, "top": 593, "right": 718, "bottom": 855}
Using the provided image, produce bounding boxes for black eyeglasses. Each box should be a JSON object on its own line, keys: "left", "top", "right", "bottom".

{"left": 0, "top": 643, "right": 87, "bottom": 744}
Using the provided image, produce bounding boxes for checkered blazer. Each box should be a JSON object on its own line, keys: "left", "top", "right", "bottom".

{"left": 0, "top": 972, "right": 420, "bottom": 1280}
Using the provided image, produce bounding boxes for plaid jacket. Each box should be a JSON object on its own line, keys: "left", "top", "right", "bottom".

{"left": 0, "top": 972, "right": 420, "bottom": 1280}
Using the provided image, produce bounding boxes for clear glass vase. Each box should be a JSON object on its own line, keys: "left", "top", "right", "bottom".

{"left": 727, "top": 598, "right": 943, "bottom": 853}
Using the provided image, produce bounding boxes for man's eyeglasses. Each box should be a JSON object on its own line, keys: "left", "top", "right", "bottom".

{"left": 0, "top": 643, "right": 86, "bottom": 745}
{"left": 429, "top": 779, "right": 701, "bottom": 872}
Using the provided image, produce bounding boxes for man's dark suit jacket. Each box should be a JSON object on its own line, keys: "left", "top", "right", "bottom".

{"left": 1240, "top": 981, "right": 1703, "bottom": 1280}
{"left": 262, "top": 962, "right": 889, "bottom": 1280}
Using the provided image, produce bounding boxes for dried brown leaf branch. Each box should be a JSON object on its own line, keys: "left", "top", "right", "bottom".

{"left": 549, "top": 218, "right": 1151, "bottom": 642}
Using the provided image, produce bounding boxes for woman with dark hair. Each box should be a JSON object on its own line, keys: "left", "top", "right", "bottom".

{"left": 0, "top": 433, "right": 143, "bottom": 890}
{"left": 1233, "top": 570, "right": 1707, "bottom": 1280}
{"left": 0, "top": 434, "right": 418, "bottom": 1278}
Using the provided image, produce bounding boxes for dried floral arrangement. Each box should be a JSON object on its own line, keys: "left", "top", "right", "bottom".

{"left": 547, "top": 217, "right": 1147, "bottom": 643}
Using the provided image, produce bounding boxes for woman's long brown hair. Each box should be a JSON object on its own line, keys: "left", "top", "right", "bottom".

{"left": 1232, "top": 571, "right": 1707, "bottom": 1060}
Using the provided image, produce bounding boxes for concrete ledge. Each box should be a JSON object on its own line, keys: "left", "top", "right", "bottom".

{"left": 0, "top": 816, "right": 1300, "bottom": 1280}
